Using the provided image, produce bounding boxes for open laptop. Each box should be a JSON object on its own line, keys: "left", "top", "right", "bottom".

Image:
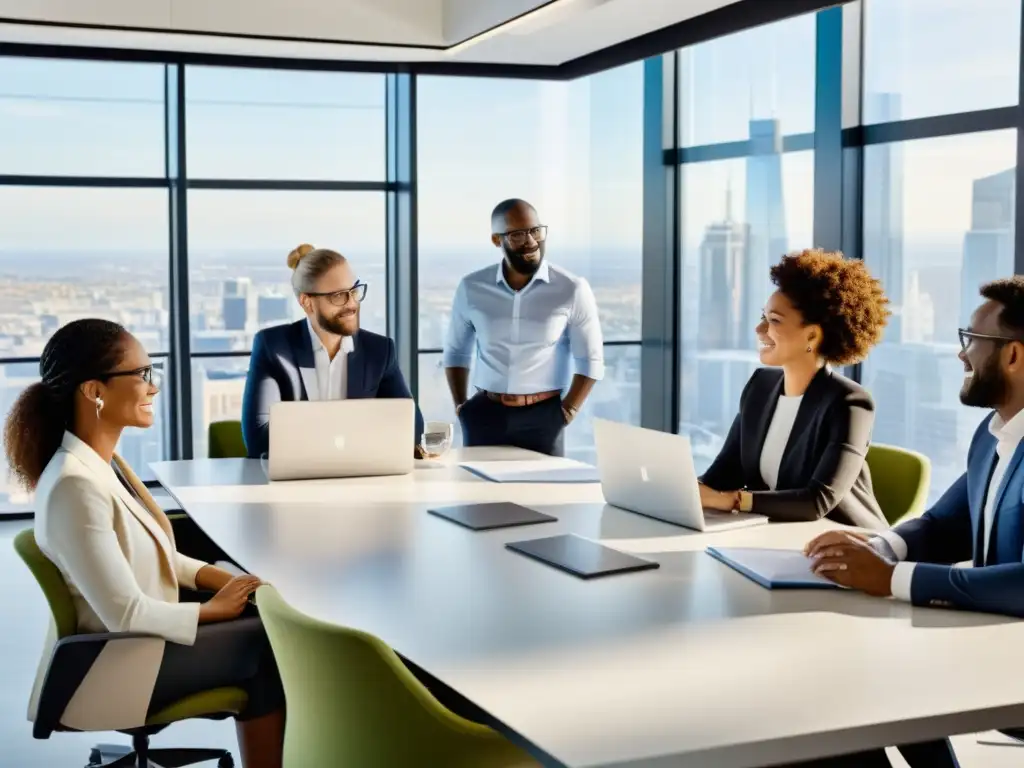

{"left": 267, "top": 399, "right": 415, "bottom": 481}
{"left": 593, "top": 418, "right": 767, "bottom": 532}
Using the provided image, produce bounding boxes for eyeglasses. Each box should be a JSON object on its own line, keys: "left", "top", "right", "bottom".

{"left": 497, "top": 226, "right": 548, "bottom": 248}
{"left": 304, "top": 282, "right": 368, "bottom": 306}
{"left": 958, "top": 328, "right": 1024, "bottom": 351}
{"left": 100, "top": 365, "right": 162, "bottom": 387}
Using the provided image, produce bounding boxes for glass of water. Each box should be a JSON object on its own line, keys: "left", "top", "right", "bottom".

{"left": 420, "top": 421, "right": 454, "bottom": 459}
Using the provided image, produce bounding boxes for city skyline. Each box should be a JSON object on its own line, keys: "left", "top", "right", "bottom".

{"left": 1, "top": 0, "right": 1022, "bottom": 511}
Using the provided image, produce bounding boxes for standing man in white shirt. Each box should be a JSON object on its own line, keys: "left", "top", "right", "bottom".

{"left": 805, "top": 277, "right": 1024, "bottom": 624}
{"left": 443, "top": 199, "right": 604, "bottom": 456}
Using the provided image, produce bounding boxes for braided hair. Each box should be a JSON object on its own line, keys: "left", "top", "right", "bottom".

{"left": 3, "top": 318, "right": 129, "bottom": 490}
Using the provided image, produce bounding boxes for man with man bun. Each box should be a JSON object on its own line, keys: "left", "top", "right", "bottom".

{"left": 241, "top": 244, "right": 423, "bottom": 458}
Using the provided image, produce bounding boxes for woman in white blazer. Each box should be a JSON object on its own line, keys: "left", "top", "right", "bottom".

{"left": 3, "top": 319, "right": 284, "bottom": 768}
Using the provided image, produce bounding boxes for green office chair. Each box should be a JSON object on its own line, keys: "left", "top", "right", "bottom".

{"left": 208, "top": 420, "right": 247, "bottom": 459}
{"left": 866, "top": 443, "right": 931, "bottom": 525}
{"left": 256, "top": 585, "right": 537, "bottom": 767}
{"left": 15, "top": 529, "right": 245, "bottom": 768}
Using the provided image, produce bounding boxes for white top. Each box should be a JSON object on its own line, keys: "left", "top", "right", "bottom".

{"left": 306, "top": 318, "right": 354, "bottom": 401}
{"left": 758, "top": 395, "right": 803, "bottom": 490}
{"left": 151, "top": 450, "right": 1024, "bottom": 768}
{"left": 880, "top": 408, "right": 1024, "bottom": 600}
{"left": 442, "top": 261, "right": 605, "bottom": 394}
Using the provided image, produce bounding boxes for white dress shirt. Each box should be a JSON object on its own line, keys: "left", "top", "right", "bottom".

{"left": 878, "top": 409, "right": 1024, "bottom": 601}
{"left": 442, "top": 261, "right": 605, "bottom": 395}
{"left": 758, "top": 395, "right": 803, "bottom": 490}
{"left": 306, "top": 319, "right": 354, "bottom": 401}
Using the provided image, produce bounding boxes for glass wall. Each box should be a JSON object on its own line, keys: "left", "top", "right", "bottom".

{"left": 0, "top": 58, "right": 171, "bottom": 509}
{"left": 3, "top": 0, "right": 1024, "bottom": 512}
{"left": 859, "top": 0, "right": 1021, "bottom": 499}
{"left": 862, "top": 0, "right": 1021, "bottom": 123}
{"left": 676, "top": 14, "right": 817, "bottom": 472}
{"left": 416, "top": 62, "right": 644, "bottom": 461}
{"left": 182, "top": 67, "right": 389, "bottom": 458}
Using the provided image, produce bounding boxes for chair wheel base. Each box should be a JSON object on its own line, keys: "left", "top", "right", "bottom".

{"left": 86, "top": 742, "right": 233, "bottom": 768}
{"left": 88, "top": 744, "right": 132, "bottom": 767}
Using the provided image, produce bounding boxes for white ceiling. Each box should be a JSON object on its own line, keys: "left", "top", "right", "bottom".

{"left": 0, "top": 0, "right": 744, "bottom": 67}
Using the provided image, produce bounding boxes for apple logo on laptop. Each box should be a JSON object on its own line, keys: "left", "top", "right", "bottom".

{"left": 640, "top": 466, "right": 650, "bottom": 482}
{"left": 333, "top": 435, "right": 346, "bottom": 450}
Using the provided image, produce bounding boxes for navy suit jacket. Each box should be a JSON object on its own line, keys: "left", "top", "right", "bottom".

{"left": 893, "top": 412, "right": 1024, "bottom": 617}
{"left": 241, "top": 320, "right": 424, "bottom": 459}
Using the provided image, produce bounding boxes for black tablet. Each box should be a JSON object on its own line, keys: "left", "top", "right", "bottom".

{"left": 427, "top": 502, "right": 557, "bottom": 531}
{"left": 506, "top": 534, "right": 660, "bottom": 579}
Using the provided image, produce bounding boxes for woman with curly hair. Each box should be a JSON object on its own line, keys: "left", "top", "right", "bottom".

{"left": 697, "top": 248, "right": 890, "bottom": 529}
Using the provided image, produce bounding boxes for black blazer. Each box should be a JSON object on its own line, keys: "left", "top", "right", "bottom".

{"left": 700, "top": 367, "right": 886, "bottom": 530}
{"left": 241, "top": 320, "right": 424, "bottom": 459}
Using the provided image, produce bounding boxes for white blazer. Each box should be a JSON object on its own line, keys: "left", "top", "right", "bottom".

{"left": 28, "top": 432, "right": 208, "bottom": 731}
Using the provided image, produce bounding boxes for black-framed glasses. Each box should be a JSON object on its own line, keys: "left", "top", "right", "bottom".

{"left": 100, "top": 365, "right": 162, "bottom": 387}
{"left": 497, "top": 225, "right": 547, "bottom": 248}
{"left": 958, "top": 328, "right": 1024, "bottom": 351}
{"left": 304, "top": 282, "right": 367, "bottom": 306}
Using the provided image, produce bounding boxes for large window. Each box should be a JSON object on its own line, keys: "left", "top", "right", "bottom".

{"left": 186, "top": 190, "right": 386, "bottom": 456}
{"left": 676, "top": 14, "right": 818, "bottom": 473}
{"left": 5, "top": 0, "right": 1024, "bottom": 513}
{"left": 676, "top": 13, "right": 816, "bottom": 146}
{"left": 863, "top": 0, "right": 1021, "bottom": 123}
{"left": 183, "top": 67, "right": 389, "bottom": 457}
{"left": 862, "top": 131, "right": 1017, "bottom": 499}
{"left": 856, "top": 0, "right": 1023, "bottom": 501}
{"left": 185, "top": 67, "right": 386, "bottom": 180}
{"left": 186, "top": 190, "right": 387, "bottom": 345}
{"left": 416, "top": 62, "right": 644, "bottom": 459}
{"left": 0, "top": 162, "right": 172, "bottom": 508}
{"left": 0, "top": 57, "right": 166, "bottom": 177}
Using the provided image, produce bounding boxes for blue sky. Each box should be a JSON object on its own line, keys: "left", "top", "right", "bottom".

{"left": 0, "top": 0, "right": 1020, "bottom": 257}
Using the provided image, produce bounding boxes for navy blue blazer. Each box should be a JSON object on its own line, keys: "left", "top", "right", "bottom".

{"left": 241, "top": 320, "right": 424, "bottom": 459}
{"left": 893, "top": 412, "right": 1024, "bottom": 617}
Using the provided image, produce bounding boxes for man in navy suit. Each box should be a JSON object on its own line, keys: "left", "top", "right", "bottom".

{"left": 807, "top": 277, "right": 1024, "bottom": 617}
{"left": 241, "top": 243, "right": 424, "bottom": 459}
{"left": 800, "top": 278, "right": 1024, "bottom": 767}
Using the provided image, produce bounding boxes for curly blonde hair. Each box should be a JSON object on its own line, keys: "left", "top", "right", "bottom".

{"left": 769, "top": 249, "right": 890, "bottom": 366}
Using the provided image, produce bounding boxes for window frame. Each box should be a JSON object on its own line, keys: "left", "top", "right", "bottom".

{"left": 3, "top": 0, "right": 1024, "bottom": 516}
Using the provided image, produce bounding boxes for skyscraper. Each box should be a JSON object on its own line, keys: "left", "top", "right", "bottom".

{"left": 222, "top": 296, "right": 247, "bottom": 331}
{"left": 960, "top": 168, "right": 1016, "bottom": 327}
{"left": 862, "top": 93, "right": 904, "bottom": 343}
{"left": 698, "top": 186, "right": 749, "bottom": 350}
{"left": 743, "top": 118, "right": 786, "bottom": 338}
{"left": 222, "top": 277, "right": 252, "bottom": 332}
{"left": 258, "top": 295, "right": 291, "bottom": 327}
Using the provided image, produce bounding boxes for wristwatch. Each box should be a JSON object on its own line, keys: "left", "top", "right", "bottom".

{"left": 732, "top": 490, "right": 753, "bottom": 514}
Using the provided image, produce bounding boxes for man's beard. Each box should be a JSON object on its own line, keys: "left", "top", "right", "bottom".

{"left": 504, "top": 242, "right": 544, "bottom": 276}
{"left": 960, "top": 354, "right": 1007, "bottom": 408}
{"left": 317, "top": 307, "right": 357, "bottom": 336}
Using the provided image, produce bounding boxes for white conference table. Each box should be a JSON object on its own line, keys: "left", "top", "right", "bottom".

{"left": 152, "top": 447, "right": 1024, "bottom": 768}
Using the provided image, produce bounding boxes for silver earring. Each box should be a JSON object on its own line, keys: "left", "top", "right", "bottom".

{"left": 806, "top": 345, "right": 812, "bottom": 353}
{"left": 95, "top": 397, "right": 104, "bottom": 419}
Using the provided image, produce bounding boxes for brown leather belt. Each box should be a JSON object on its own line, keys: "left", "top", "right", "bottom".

{"left": 484, "top": 390, "right": 560, "bottom": 407}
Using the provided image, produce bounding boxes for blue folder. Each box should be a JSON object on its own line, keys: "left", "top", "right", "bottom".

{"left": 705, "top": 546, "right": 841, "bottom": 590}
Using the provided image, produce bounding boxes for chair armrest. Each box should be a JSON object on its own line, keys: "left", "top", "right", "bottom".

{"left": 35, "top": 631, "right": 160, "bottom": 739}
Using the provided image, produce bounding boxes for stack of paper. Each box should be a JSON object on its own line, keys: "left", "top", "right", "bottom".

{"left": 460, "top": 458, "right": 601, "bottom": 484}
{"left": 705, "top": 546, "right": 841, "bottom": 590}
